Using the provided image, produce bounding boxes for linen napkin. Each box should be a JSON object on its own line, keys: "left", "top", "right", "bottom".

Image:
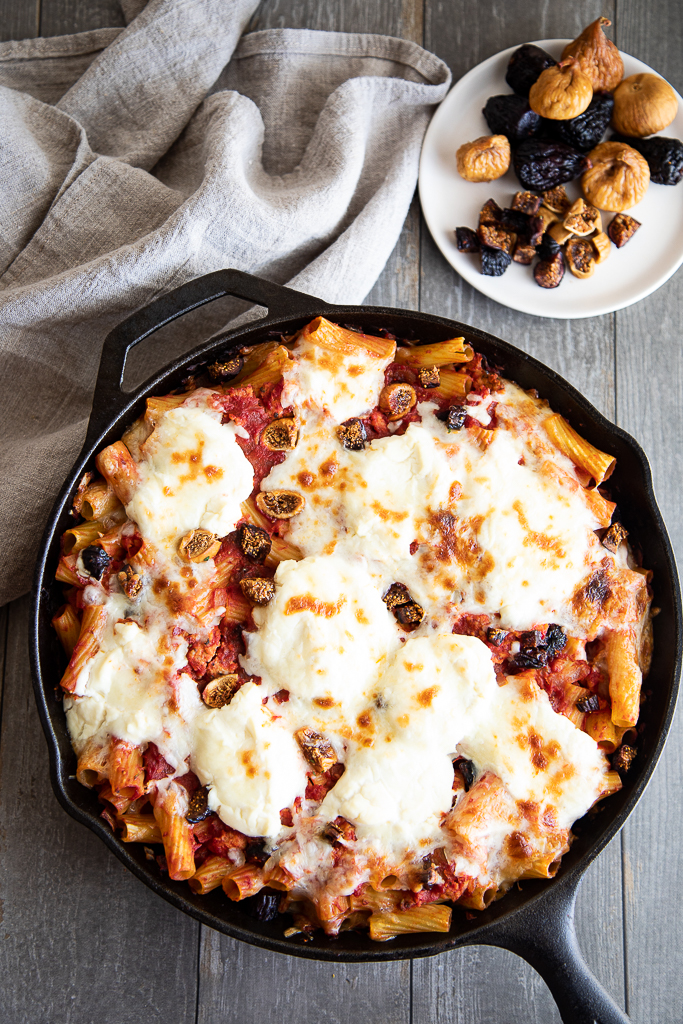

{"left": 0, "top": 0, "right": 450, "bottom": 607}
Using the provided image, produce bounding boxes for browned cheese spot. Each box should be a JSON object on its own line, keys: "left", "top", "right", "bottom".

{"left": 513, "top": 499, "right": 565, "bottom": 559}
{"left": 357, "top": 711, "right": 372, "bottom": 728}
{"left": 284, "top": 594, "right": 346, "bottom": 618}
{"left": 416, "top": 686, "right": 439, "bottom": 708}
{"left": 203, "top": 464, "right": 223, "bottom": 480}
{"left": 370, "top": 500, "right": 408, "bottom": 523}
{"left": 319, "top": 455, "right": 338, "bottom": 479}
{"left": 241, "top": 749, "right": 258, "bottom": 778}
{"left": 313, "top": 697, "right": 336, "bottom": 709}
{"left": 355, "top": 608, "right": 370, "bottom": 625}
{"left": 347, "top": 364, "right": 364, "bottom": 377}
{"left": 505, "top": 830, "right": 534, "bottom": 859}
{"left": 297, "top": 471, "right": 316, "bottom": 489}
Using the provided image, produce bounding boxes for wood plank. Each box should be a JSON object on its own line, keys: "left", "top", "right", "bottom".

{"left": 39, "top": 0, "right": 125, "bottom": 36}
{"left": 0, "top": 0, "right": 39, "bottom": 41}
{"left": 0, "top": 596, "right": 200, "bottom": 1023}
{"left": 414, "top": 2, "right": 626, "bottom": 1019}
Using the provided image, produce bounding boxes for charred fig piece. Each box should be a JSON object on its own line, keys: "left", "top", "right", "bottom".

{"left": 515, "top": 192, "right": 543, "bottom": 217}
{"left": 513, "top": 242, "right": 536, "bottom": 265}
{"left": 456, "top": 226, "right": 480, "bottom": 252}
{"left": 186, "top": 787, "right": 212, "bottom": 823}
{"left": 394, "top": 600, "right": 425, "bottom": 632}
{"left": 545, "top": 624, "right": 567, "bottom": 655}
{"left": 607, "top": 212, "right": 641, "bottom": 248}
{"left": 612, "top": 744, "right": 637, "bottom": 773}
{"left": 239, "top": 577, "right": 275, "bottom": 605}
{"left": 479, "top": 198, "right": 504, "bottom": 225}
{"left": 323, "top": 816, "right": 357, "bottom": 845}
{"left": 577, "top": 692, "right": 601, "bottom": 713}
{"left": 534, "top": 250, "right": 565, "bottom": 288}
{"left": 244, "top": 892, "right": 281, "bottom": 922}
{"left": 237, "top": 523, "right": 272, "bottom": 563}
{"left": 445, "top": 404, "right": 467, "bottom": 431}
{"left": 456, "top": 135, "right": 510, "bottom": 182}
{"left": 521, "top": 629, "right": 544, "bottom": 649}
{"left": 565, "top": 237, "right": 596, "bottom": 279}
{"left": 482, "top": 94, "right": 542, "bottom": 142}
{"left": 602, "top": 521, "right": 629, "bottom": 552}
{"left": 296, "top": 727, "right": 337, "bottom": 772}
{"left": 337, "top": 417, "right": 367, "bottom": 451}
{"left": 418, "top": 366, "right": 440, "bottom": 389}
{"left": 562, "top": 17, "right": 623, "bottom": 92}
{"left": 202, "top": 674, "right": 240, "bottom": 708}
{"left": 208, "top": 352, "right": 243, "bottom": 382}
{"left": 245, "top": 841, "right": 269, "bottom": 866}
{"left": 261, "top": 417, "right": 298, "bottom": 451}
{"left": 81, "top": 545, "right": 110, "bottom": 580}
{"left": 513, "top": 140, "right": 591, "bottom": 191}
{"left": 529, "top": 58, "right": 593, "bottom": 121}
{"left": 535, "top": 230, "right": 561, "bottom": 261}
{"left": 506, "top": 43, "right": 557, "bottom": 98}
{"left": 453, "top": 757, "right": 476, "bottom": 791}
{"left": 477, "top": 223, "right": 516, "bottom": 255}
{"left": 178, "top": 528, "right": 221, "bottom": 563}
{"left": 118, "top": 564, "right": 142, "bottom": 599}
{"left": 613, "top": 73, "right": 678, "bottom": 137}
{"left": 255, "top": 490, "right": 305, "bottom": 519}
{"left": 542, "top": 185, "right": 571, "bottom": 214}
{"left": 563, "top": 198, "right": 601, "bottom": 237}
{"left": 379, "top": 382, "right": 417, "bottom": 421}
{"left": 547, "top": 92, "right": 614, "bottom": 151}
{"left": 582, "top": 142, "right": 649, "bottom": 212}
{"left": 382, "top": 582, "right": 411, "bottom": 609}
{"left": 509, "top": 647, "right": 549, "bottom": 671}
{"left": 591, "top": 231, "right": 611, "bottom": 264}
{"left": 480, "top": 245, "right": 512, "bottom": 276}
{"left": 487, "top": 627, "right": 508, "bottom": 646}
{"left": 611, "top": 132, "right": 683, "bottom": 186}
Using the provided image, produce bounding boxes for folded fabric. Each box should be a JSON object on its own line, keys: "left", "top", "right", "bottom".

{"left": 0, "top": 0, "right": 450, "bottom": 607}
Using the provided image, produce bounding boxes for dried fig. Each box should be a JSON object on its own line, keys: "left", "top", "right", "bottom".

{"left": 563, "top": 198, "right": 601, "bottom": 237}
{"left": 561, "top": 17, "right": 623, "bottom": 92}
{"left": 513, "top": 140, "right": 591, "bottom": 191}
{"left": 591, "top": 232, "right": 611, "bottom": 263}
{"left": 546, "top": 91, "right": 614, "bottom": 151}
{"left": 610, "top": 132, "right": 683, "bottom": 186}
{"left": 480, "top": 246, "right": 512, "bottom": 276}
{"left": 529, "top": 59, "right": 593, "bottom": 120}
{"left": 534, "top": 250, "right": 565, "bottom": 288}
{"left": 582, "top": 141, "right": 650, "bottom": 211}
{"left": 548, "top": 221, "right": 573, "bottom": 245}
{"left": 511, "top": 191, "right": 542, "bottom": 216}
{"left": 565, "top": 238, "right": 596, "bottom": 279}
{"left": 612, "top": 73, "right": 678, "bottom": 137}
{"left": 506, "top": 44, "right": 557, "bottom": 98}
{"left": 607, "top": 212, "right": 641, "bottom": 248}
{"left": 456, "top": 227, "right": 480, "bottom": 252}
{"left": 512, "top": 242, "right": 536, "bottom": 265}
{"left": 542, "top": 186, "right": 571, "bottom": 214}
{"left": 456, "top": 135, "right": 511, "bottom": 182}
{"left": 483, "top": 95, "right": 542, "bottom": 142}
{"left": 537, "top": 207, "right": 559, "bottom": 233}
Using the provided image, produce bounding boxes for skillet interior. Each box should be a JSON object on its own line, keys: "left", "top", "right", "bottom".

{"left": 31, "top": 302, "right": 681, "bottom": 962}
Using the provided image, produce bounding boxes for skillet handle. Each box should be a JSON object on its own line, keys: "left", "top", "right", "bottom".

{"left": 85, "top": 269, "right": 329, "bottom": 446}
{"left": 479, "top": 875, "right": 631, "bottom": 1024}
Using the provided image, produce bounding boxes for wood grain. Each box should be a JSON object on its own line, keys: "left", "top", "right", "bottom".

{"left": 0, "top": 1, "right": 39, "bottom": 41}
{"left": 39, "top": 0, "right": 125, "bottom": 36}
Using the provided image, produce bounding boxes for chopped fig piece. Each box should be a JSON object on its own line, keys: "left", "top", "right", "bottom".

{"left": 545, "top": 624, "right": 567, "bottom": 654}
{"left": 81, "top": 545, "right": 110, "bottom": 580}
{"left": 394, "top": 600, "right": 425, "bottom": 632}
{"left": 608, "top": 212, "right": 641, "bottom": 248}
{"left": 526, "top": 215, "right": 544, "bottom": 247}
{"left": 602, "top": 521, "right": 629, "bottom": 553}
{"left": 261, "top": 417, "right": 298, "bottom": 451}
{"left": 418, "top": 366, "right": 440, "bottom": 389}
{"left": 481, "top": 246, "right": 512, "bottom": 276}
{"left": 513, "top": 242, "right": 536, "bottom": 265}
{"left": 534, "top": 250, "right": 565, "bottom": 288}
{"left": 186, "top": 787, "right": 212, "bottom": 823}
{"left": 577, "top": 692, "right": 601, "bottom": 713}
{"left": 537, "top": 206, "right": 559, "bottom": 233}
{"left": 591, "top": 231, "right": 611, "bottom": 263}
{"left": 202, "top": 674, "right": 240, "bottom": 708}
{"left": 382, "top": 582, "right": 411, "bottom": 609}
{"left": 237, "top": 523, "right": 272, "bottom": 563}
{"left": 477, "top": 223, "right": 516, "bottom": 255}
{"left": 118, "top": 564, "right": 142, "bottom": 599}
{"left": 500, "top": 207, "right": 532, "bottom": 234}
{"left": 542, "top": 185, "right": 571, "bottom": 213}
{"left": 487, "top": 627, "right": 508, "bottom": 646}
{"left": 511, "top": 190, "right": 542, "bottom": 216}
{"left": 563, "top": 198, "right": 601, "bottom": 237}
{"left": 337, "top": 418, "right": 367, "bottom": 451}
{"left": 178, "top": 528, "right": 221, "bottom": 563}
{"left": 255, "top": 490, "right": 305, "bottom": 519}
{"left": 239, "top": 577, "right": 275, "bottom": 605}
{"left": 456, "top": 226, "right": 480, "bottom": 252}
{"left": 612, "top": 744, "right": 637, "bottom": 773}
{"left": 446, "top": 404, "right": 467, "bottom": 431}
{"left": 521, "top": 629, "right": 544, "bottom": 648}
{"left": 479, "top": 198, "right": 504, "bottom": 225}
{"left": 208, "top": 352, "right": 243, "bottom": 382}
{"left": 379, "top": 382, "right": 417, "bottom": 421}
{"left": 565, "top": 238, "right": 596, "bottom": 279}
{"left": 548, "top": 221, "right": 573, "bottom": 245}
{"left": 535, "top": 231, "right": 561, "bottom": 261}
{"left": 296, "top": 727, "right": 337, "bottom": 772}
{"left": 323, "top": 816, "right": 357, "bottom": 845}
{"left": 453, "top": 757, "right": 476, "bottom": 791}
{"left": 509, "top": 647, "right": 549, "bottom": 671}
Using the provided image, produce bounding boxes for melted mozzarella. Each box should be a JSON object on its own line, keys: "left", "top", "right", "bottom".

{"left": 193, "top": 682, "right": 308, "bottom": 837}
{"left": 126, "top": 399, "right": 253, "bottom": 555}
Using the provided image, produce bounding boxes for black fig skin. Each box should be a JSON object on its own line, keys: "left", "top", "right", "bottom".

{"left": 506, "top": 44, "right": 557, "bottom": 97}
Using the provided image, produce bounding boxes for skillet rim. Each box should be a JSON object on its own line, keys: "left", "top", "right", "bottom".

{"left": 30, "top": 299, "right": 682, "bottom": 963}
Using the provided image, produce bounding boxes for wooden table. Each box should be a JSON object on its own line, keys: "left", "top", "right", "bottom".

{"left": 1, "top": 1, "right": 681, "bottom": 1021}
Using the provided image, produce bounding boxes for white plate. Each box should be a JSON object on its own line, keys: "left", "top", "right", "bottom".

{"left": 419, "top": 39, "right": 683, "bottom": 319}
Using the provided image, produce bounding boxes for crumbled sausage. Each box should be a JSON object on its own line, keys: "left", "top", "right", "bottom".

{"left": 239, "top": 577, "right": 275, "bottom": 605}
{"left": 602, "top": 521, "right": 629, "bottom": 553}
{"left": 202, "top": 674, "right": 240, "bottom": 708}
{"left": 337, "top": 418, "right": 367, "bottom": 451}
{"left": 296, "top": 728, "right": 338, "bottom": 772}
{"left": 118, "top": 564, "right": 142, "bottom": 599}
{"left": 418, "top": 366, "right": 440, "bottom": 389}
{"left": 237, "top": 523, "right": 272, "bottom": 563}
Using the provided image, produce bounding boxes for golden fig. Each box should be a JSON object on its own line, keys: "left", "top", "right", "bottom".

{"left": 612, "top": 73, "right": 678, "bottom": 137}
{"left": 456, "top": 135, "right": 511, "bottom": 182}
{"left": 582, "top": 142, "right": 650, "bottom": 212}
{"left": 529, "top": 58, "right": 593, "bottom": 120}
{"left": 561, "top": 17, "right": 623, "bottom": 92}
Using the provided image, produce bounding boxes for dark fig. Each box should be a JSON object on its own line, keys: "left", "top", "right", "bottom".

{"left": 535, "top": 230, "right": 561, "bottom": 261}
{"left": 456, "top": 226, "right": 480, "bottom": 252}
{"left": 513, "top": 140, "right": 591, "bottom": 190}
{"left": 480, "top": 246, "right": 512, "bottom": 276}
{"left": 544, "top": 92, "right": 614, "bottom": 151}
{"left": 610, "top": 132, "right": 683, "bottom": 186}
{"left": 506, "top": 43, "right": 557, "bottom": 97}
{"left": 483, "top": 94, "right": 542, "bottom": 142}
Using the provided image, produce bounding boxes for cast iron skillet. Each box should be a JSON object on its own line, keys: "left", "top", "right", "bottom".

{"left": 31, "top": 270, "right": 681, "bottom": 1024}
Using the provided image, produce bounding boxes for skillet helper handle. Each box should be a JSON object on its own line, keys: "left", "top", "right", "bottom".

{"left": 86, "top": 269, "right": 330, "bottom": 445}
{"left": 480, "top": 877, "right": 631, "bottom": 1024}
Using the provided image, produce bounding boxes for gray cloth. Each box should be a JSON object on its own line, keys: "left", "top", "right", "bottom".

{"left": 0, "top": 0, "right": 450, "bottom": 607}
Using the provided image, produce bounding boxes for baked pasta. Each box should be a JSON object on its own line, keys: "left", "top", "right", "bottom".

{"left": 53, "top": 317, "right": 652, "bottom": 941}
